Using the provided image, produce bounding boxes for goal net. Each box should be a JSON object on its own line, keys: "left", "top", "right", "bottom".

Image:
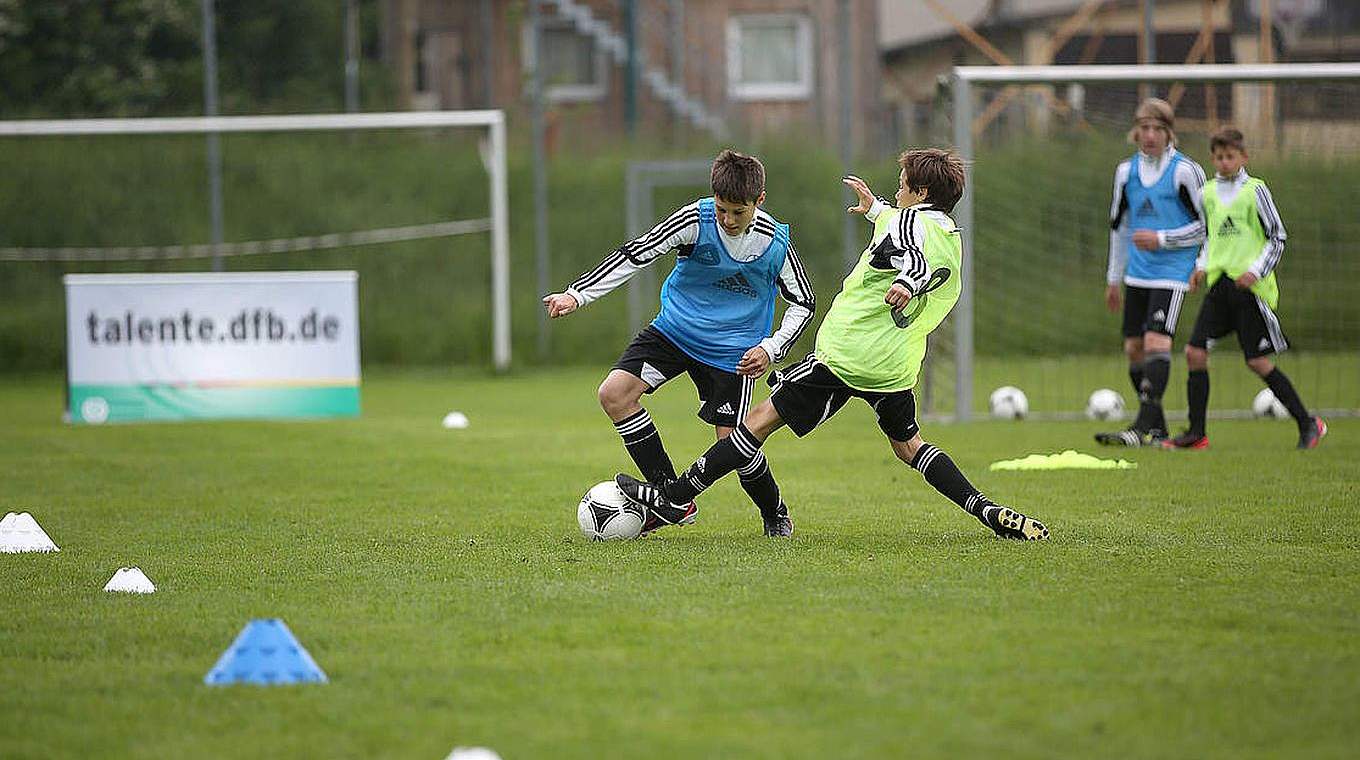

{"left": 935, "top": 63, "right": 1360, "bottom": 422}
{"left": 0, "top": 111, "right": 509, "bottom": 372}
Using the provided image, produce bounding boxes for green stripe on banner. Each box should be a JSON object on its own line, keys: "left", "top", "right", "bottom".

{"left": 69, "top": 384, "right": 360, "bottom": 424}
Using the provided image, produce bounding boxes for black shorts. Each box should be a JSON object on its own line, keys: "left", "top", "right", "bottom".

{"left": 767, "top": 354, "right": 920, "bottom": 442}
{"left": 613, "top": 325, "right": 756, "bottom": 428}
{"left": 1121, "top": 285, "right": 1187, "bottom": 338}
{"left": 1188, "top": 276, "right": 1289, "bottom": 359}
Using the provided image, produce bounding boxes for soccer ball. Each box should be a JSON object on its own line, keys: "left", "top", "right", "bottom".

{"left": 1085, "top": 388, "right": 1126, "bottom": 421}
{"left": 989, "top": 386, "right": 1029, "bottom": 420}
{"left": 577, "top": 481, "right": 646, "bottom": 541}
{"left": 1252, "top": 388, "right": 1289, "bottom": 419}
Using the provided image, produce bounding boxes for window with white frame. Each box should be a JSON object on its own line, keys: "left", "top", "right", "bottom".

{"left": 727, "top": 14, "right": 814, "bottom": 101}
{"left": 523, "top": 20, "right": 606, "bottom": 102}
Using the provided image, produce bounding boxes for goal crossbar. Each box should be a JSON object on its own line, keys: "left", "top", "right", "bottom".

{"left": 0, "top": 110, "right": 512, "bottom": 370}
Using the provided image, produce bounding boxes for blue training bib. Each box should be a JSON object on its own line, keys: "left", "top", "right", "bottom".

{"left": 651, "top": 198, "right": 788, "bottom": 373}
{"left": 1123, "top": 151, "right": 1200, "bottom": 287}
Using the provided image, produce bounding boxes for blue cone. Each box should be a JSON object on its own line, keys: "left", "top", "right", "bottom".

{"left": 204, "top": 618, "right": 328, "bottom": 686}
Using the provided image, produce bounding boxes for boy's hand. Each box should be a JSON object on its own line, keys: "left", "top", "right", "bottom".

{"left": 542, "top": 292, "right": 579, "bottom": 318}
{"left": 737, "top": 346, "right": 770, "bottom": 377}
{"left": 843, "top": 175, "right": 875, "bottom": 215}
{"left": 1189, "top": 270, "right": 1206, "bottom": 293}
{"left": 885, "top": 283, "right": 913, "bottom": 310}
{"left": 1235, "top": 272, "right": 1259, "bottom": 289}
{"left": 1131, "top": 230, "right": 1160, "bottom": 250}
{"left": 1105, "top": 284, "right": 1122, "bottom": 312}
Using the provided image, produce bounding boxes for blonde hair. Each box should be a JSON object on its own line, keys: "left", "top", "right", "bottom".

{"left": 1127, "top": 98, "right": 1177, "bottom": 147}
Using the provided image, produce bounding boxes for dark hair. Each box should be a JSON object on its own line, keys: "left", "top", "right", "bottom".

{"left": 710, "top": 149, "right": 765, "bottom": 204}
{"left": 1210, "top": 126, "right": 1247, "bottom": 153}
{"left": 899, "top": 148, "right": 966, "bottom": 213}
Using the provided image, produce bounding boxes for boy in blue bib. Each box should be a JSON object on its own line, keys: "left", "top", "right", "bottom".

{"left": 543, "top": 150, "right": 816, "bottom": 536}
{"left": 1097, "top": 98, "right": 1207, "bottom": 447}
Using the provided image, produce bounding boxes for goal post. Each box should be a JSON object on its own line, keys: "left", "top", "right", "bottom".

{"left": 949, "top": 63, "right": 1360, "bottom": 421}
{"left": 0, "top": 110, "right": 512, "bottom": 371}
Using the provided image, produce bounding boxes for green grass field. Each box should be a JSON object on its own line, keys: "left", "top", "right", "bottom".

{"left": 2, "top": 368, "right": 1357, "bottom": 758}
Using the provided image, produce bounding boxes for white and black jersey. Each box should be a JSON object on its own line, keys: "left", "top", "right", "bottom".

{"left": 563, "top": 200, "right": 816, "bottom": 363}
{"left": 863, "top": 199, "right": 945, "bottom": 296}
{"left": 1107, "top": 146, "right": 1208, "bottom": 285}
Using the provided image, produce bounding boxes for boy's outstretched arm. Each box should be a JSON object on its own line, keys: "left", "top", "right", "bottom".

{"left": 543, "top": 201, "right": 702, "bottom": 318}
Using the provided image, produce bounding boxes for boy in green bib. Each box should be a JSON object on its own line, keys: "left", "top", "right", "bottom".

{"left": 1163, "top": 128, "right": 1327, "bottom": 450}
{"left": 614, "top": 149, "right": 1049, "bottom": 541}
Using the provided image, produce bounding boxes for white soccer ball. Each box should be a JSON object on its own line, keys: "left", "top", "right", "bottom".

{"left": 989, "top": 386, "right": 1029, "bottom": 420}
{"left": 1085, "top": 388, "right": 1126, "bottom": 421}
{"left": 1252, "top": 388, "right": 1289, "bottom": 419}
{"left": 577, "top": 481, "right": 646, "bottom": 541}
{"left": 441, "top": 411, "right": 469, "bottom": 429}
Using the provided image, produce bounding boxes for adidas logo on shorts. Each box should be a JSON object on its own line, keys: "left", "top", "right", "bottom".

{"left": 716, "top": 402, "right": 734, "bottom": 414}
{"left": 1259, "top": 337, "right": 1271, "bottom": 351}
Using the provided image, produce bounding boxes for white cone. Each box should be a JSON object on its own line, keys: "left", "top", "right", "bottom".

{"left": 103, "top": 567, "right": 156, "bottom": 594}
{"left": 441, "top": 411, "right": 470, "bottom": 429}
{"left": 0, "top": 512, "right": 60, "bottom": 553}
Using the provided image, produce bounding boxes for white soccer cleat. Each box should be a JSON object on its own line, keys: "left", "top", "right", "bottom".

{"left": 102, "top": 567, "right": 157, "bottom": 594}
{"left": 0, "top": 512, "right": 60, "bottom": 553}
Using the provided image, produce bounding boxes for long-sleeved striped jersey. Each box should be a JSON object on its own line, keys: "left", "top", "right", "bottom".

{"left": 563, "top": 200, "right": 816, "bottom": 364}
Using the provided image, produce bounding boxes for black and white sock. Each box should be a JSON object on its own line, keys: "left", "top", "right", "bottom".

{"left": 737, "top": 452, "right": 783, "bottom": 520}
{"left": 1187, "top": 369, "right": 1209, "bottom": 436}
{"left": 612, "top": 409, "right": 676, "bottom": 486}
{"left": 910, "top": 443, "right": 985, "bottom": 519}
{"left": 665, "top": 423, "right": 764, "bottom": 505}
{"left": 1129, "top": 362, "right": 1145, "bottom": 400}
{"left": 1136, "top": 352, "right": 1171, "bottom": 432}
{"left": 1264, "top": 368, "right": 1311, "bottom": 430}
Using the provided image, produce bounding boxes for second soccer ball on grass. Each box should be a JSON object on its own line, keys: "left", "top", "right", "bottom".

{"left": 989, "top": 386, "right": 1029, "bottom": 420}
{"left": 1086, "top": 389, "right": 1126, "bottom": 421}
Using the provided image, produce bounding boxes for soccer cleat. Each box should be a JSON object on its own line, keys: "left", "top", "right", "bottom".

{"left": 1160, "top": 430, "right": 1209, "bottom": 450}
{"left": 615, "top": 474, "right": 697, "bottom": 533}
{"left": 640, "top": 500, "right": 698, "bottom": 536}
{"left": 762, "top": 503, "right": 794, "bottom": 537}
{"left": 1094, "top": 427, "right": 1165, "bottom": 447}
{"left": 979, "top": 503, "right": 1049, "bottom": 541}
{"left": 1297, "top": 416, "right": 1327, "bottom": 450}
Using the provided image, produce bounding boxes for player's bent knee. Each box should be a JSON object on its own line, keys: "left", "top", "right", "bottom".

{"left": 742, "top": 400, "right": 784, "bottom": 440}
{"left": 1143, "top": 332, "right": 1172, "bottom": 353}
{"left": 597, "top": 373, "right": 643, "bottom": 416}
{"left": 1245, "top": 356, "right": 1274, "bottom": 376}
{"left": 1185, "top": 345, "right": 1208, "bottom": 369}
{"left": 891, "top": 435, "right": 926, "bottom": 463}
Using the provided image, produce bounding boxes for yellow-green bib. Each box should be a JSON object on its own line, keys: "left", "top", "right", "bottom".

{"left": 1202, "top": 175, "right": 1279, "bottom": 309}
{"left": 814, "top": 208, "right": 961, "bottom": 392}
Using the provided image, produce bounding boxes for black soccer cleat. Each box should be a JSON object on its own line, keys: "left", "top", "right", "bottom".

{"left": 1095, "top": 427, "right": 1165, "bottom": 447}
{"left": 762, "top": 503, "right": 794, "bottom": 537}
{"left": 1297, "top": 416, "right": 1327, "bottom": 450}
{"left": 615, "top": 473, "right": 697, "bottom": 533}
{"left": 979, "top": 503, "right": 1049, "bottom": 541}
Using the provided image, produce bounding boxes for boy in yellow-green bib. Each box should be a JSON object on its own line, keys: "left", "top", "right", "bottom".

{"left": 1162, "top": 128, "right": 1327, "bottom": 450}
{"left": 614, "top": 149, "right": 1049, "bottom": 541}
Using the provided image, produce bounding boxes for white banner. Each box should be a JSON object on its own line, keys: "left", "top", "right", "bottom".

{"left": 64, "top": 272, "right": 360, "bottom": 423}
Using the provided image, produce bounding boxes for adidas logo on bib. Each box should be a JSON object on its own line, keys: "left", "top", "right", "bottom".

{"left": 1137, "top": 198, "right": 1156, "bottom": 217}
{"left": 1219, "top": 217, "right": 1241, "bottom": 236}
{"left": 713, "top": 272, "right": 758, "bottom": 298}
